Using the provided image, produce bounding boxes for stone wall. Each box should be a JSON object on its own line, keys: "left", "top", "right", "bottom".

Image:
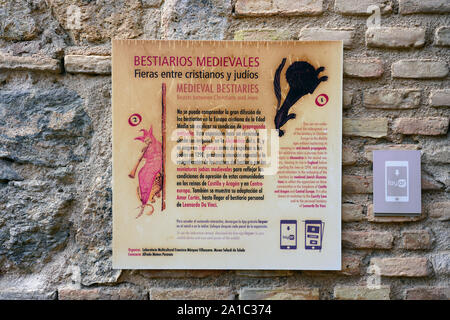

{"left": 0, "top": 0, "right": 448, "bottom": 300}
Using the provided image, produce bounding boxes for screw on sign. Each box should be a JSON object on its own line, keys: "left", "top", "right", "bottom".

{"left": 128, "top": 113, "right": 142, "bottom": 126}
{"left": 315, "top": 94, "right": 329, "bottom": 107}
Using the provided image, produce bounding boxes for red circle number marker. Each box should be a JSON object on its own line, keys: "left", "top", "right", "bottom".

{"left": 128, "top": 113, "right": 142, "bottom": 127}
{"left": 315, "top": 94, "right": 329, "bottom": 107}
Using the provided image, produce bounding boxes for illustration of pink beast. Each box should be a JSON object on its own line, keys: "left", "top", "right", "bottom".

{"left": 128, "top": 126, "right": 163, "bottom": 218}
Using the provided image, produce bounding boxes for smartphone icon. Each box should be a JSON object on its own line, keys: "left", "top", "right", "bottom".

{"left": 280, "top": 220, "right": 297, "bottom": 250}
{"left": 385, "top": 161, "right": 409, "bottom": 202}
{"left": 304, "top": 220, "right": 324, "bottom": 251}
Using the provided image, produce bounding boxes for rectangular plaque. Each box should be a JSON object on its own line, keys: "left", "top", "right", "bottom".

{"left": 112, "top": 40, "right": 343, "bottom": 269}
{"left": 373, "top": 150, "right": 422, "bottom": 215}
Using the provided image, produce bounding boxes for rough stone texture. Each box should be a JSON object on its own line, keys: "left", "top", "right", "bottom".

{"left": 235, "top": 0, "right": 324, "bottom": 16}
{"left": 342, "top": 203, "right": 365, "bottom": 222}
{"left": 434, "top": 26, "right": 450, "bottom": 47}
{"left": 58, "top": 287, "right": 146, "bottom": 300}
{"left": 150, "top": 287, "right": 235, "bottom": 300}
{"left": 421, "top": 173, "right": 445, "bottom": 191}
{"left": 239, "top": 287, "right": 319, "bottom": 300}
{"left": 344, "top": 58, "right": 384, "bottom": 78}
{"left": 0, "top": 87, "right": 91, "bottom": 166}
{"left": 334, "top": 286, "right": 390, "bottom": 300}
{"left": 0, "top": 289, "right": 57, "bottom": 300}
{"left": 423, "top": 145, "right": 450, "bottom": 164}
{"left": 343, "top": 119, "right": 388, "bottom": 138}
{"left": 399, "top": 0, "right": 450, "bottom": 14}
{"left": 161, "top": 0, "right": 231, "bottom": 40}
{"left": 334, "top": 0, "right": 393, "bottom": 16}
{"left": 392, "top": 60, "right": 449, "bottom": 79}
{"left": 64, "top": 55, "right": 111, "bottom": 75}
{"left": 430, "top": 252, "right": 450, "bottom": 275}
{"left": 299, "top": 28, "right": 354, "bottom": 49}
{"left": 343, "top": 90, "right": 354, "bottom": 108}
{"left": 340, "top": 254, "right": 364, "bottom": 275}
{"left": 429, "top": 89, "right": 450, "bottom": 107}
{"left": 142, "top": 8, "right": 161, "bottom": 39}
{"left": 48, "top": 0, "right": 144, "bottom": 45}
{"left": 342, "top": 175, "right": 373, "bottom": 194}
{"left": 400, "top": 230, "right": 432, "bottom": 250}
{"left": 363, "top": 88, "right": 421, "bottom": 109}
{"left": 428, "top": 202, "right": 450, "bottom": 221}
{"left": 342, "top": 231, "right": 394, "bottom": 249}
{"left": 234, "top": 29, "right": 293, "bottom": 40}
{"left": 142, "top": 0, "right": 163, "bottom": 8}
{"left": 393, "top": 117, "right": 449, "bottom": 135}
{"left": 366, "top": 27, "right": 425, "bottom": 48}
{"left": 404, "top": 287, "right": 450, "bottom": 300}
{"left": 0, "top": 54, "right": 61, "bottom": 73}
{"left": 370, "top": 257, "right": 431, "bottom": 277}
{"left": 342, "top": 146, "right": 358, "bottom": 166}
{"left": 0, "top": 159, "right": 23, "bottom": 182}
{"left": 0, "top": 0, "right": 38, "bottom": 41}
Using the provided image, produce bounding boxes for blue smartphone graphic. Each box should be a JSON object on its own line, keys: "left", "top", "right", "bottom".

{"left": 305, "top": 220, "right": 324, "bottom": 251}
{"left": 280, "top": 220, "right": 297, "bottom": 250}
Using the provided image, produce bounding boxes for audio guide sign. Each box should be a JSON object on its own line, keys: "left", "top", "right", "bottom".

{"left": 112, "top": 40, "right": 343, "bottom": 270}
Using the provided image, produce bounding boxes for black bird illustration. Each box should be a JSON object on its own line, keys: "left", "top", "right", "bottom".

{"left": 274, "top": 59, "right": 328, "bottom": 137}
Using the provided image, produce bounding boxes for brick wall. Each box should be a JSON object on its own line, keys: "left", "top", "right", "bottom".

{"left": 0, "top": 0, "right": 448, "bottom": 300}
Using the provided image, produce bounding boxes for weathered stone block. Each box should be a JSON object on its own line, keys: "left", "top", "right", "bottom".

{"left": 235, "top": 0, "right": 323, "bottom": 16}
{"left": 343, "top": 119, "right": 388, "bottom": 138}
{"left": 142, "top": 0, "right": 163, "bottom": 7}
{"left": 299, "top": 28, "right": 354, "bottom": 48}
{"left": 342, "top": 203, "right": 365, "bottom": 222}
{"left": 429, "top": 89, "right": 450, "bottom": 107}
{"left": 58, "top": 287, "right": 146, "bottom": 300}
{"left": 366, "top": 27, "right": 425, "bottom": 48}
{"left": 434, "top": 26, "right": 450, "bottom": 46}
{"left": 342, "top": 146, "right": 357, "bottom": 166}
{"left": 342, "top": 175, "right": 373, "bottom": 194}
{"left": 392, "top": 60, "right": 448, "bottom": 79}
{"left": 430, "top": 251, "right": 450, "bottom": 275}
{"left": 239, "top": 287, "right": 319, "bottom": 300}
{"left": 370, "top": 257, "right": 431, "bottom": 277}
{"left": 234, "top": 29, "right": 292, "bottom": 41}
{"left": 428, "top": 202, "right": 450, "bottom": 221}
{"left": 363, "top": 88, "right": 421, "bottom": 109}
{"left": 399, "top": 0, "right": 450, "bottom": 14}
{"left": 405, "top": 287, "right": 450, "bottom": 300}
{"left": 0, "top": 289, "right": 57, "bottom": 300}
{"left": 150, "top": 287, "right": 235, "bottom": 300}
{"left": 334, "top": 0, "right": 393, "bottom": 15}
{"left": 0, "top": 54, "right": 61, "bottom": 73}
{"left": 400, "top": 230, "right": 432, "bottom": 250}
{"left": 343, "top": 90, "right": 354, "bottom": 108}
{"left": 64, "top": 55, "right": 111, "bottom": 74}
{"left": 161, "top": 0, "right": 230, "bottom": 40}
{"left": 342, "top": 231, "right": 393, "bottom": 249}
{"left": 341, "top": 254, "right": 364, "bottom": 275}
{"left": 344, "top": 58, "right": 384, "bottom": 78}
{"left": 393, "top": 117, "right": 449, "bottom": 135}
{"left": 334, "top": 286, "right": 390, "bottom": 300}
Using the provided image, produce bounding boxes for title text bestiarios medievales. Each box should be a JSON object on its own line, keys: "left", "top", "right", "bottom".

{"left": 134, "top": 55, "right": 260, "bottom": 68}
